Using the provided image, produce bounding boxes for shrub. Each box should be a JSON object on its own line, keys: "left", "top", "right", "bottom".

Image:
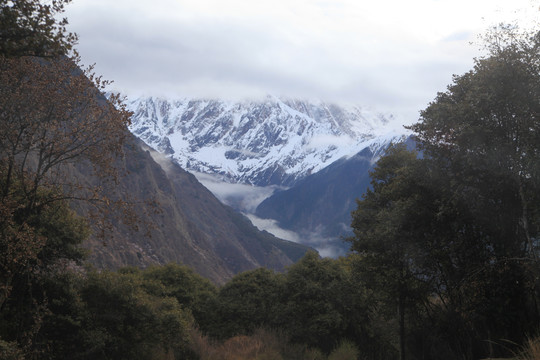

{"left": 188, "top": 327, "right": 330, "bottom": 360}
{"left": 516, "top": 336, "right": 540, "bottom": 360}
{"left": 328, "top": 340, "right": 360, "bottom": 360}
{"left": 303, "top": 348, "right": 326, "bottom": 360}
{"left": 0, "top": 340, "right": 24, "bottom": 360}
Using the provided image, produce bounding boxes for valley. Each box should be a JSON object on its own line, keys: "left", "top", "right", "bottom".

{"left": 3, "top": 2, "right": 539, "bottom": 359}
{"left": 127, "top": 95, "right": 411, "bottom": 256}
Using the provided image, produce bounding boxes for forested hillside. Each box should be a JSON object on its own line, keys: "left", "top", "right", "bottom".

{"left": 2, "top": 1, "right": 540, "bottom": 360}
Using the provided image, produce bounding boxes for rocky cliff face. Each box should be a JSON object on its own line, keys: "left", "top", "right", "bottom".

{"left": 127, "top": 96, "right": 395, "bottom": 186}
{"left": 76, "top": 134, "right": 310, "bottom": 284}
{"left": 3, "top": 57, "right": 310, "bottom": 284}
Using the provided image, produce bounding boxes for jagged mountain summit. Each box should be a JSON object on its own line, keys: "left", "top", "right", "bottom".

{"left": 127, "top": 95, "right": 399, "bottom": 187}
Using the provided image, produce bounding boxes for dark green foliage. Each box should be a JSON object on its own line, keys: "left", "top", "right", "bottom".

{"left": 348, "top": 145, "right": 434, "bottom": 360}
{"left": 139, "top": 263, "right": 218, "bottom": 332}
{"left": 348, "top": 26, "right": 540, "bottom": 360}
{"left": 34, "top": 271, "right": 87, "bottom": 359}
{"left": 349, "top": 145, "right": 431, "bottom": 298}
{"left": 77, "top": 270, "right": 194, "bottom": 360}
{"left": 0, "top": 177, "right": 89, "bottom": 357}
{"left": 0, "top": 0, "right": 77, "bottom": 57}
{"left": 0, "top": 172, "right": 89, "bottom": 283}
{"left": 1, "top": 263, "right": 213, "bottom": 360}
{"left": 206, "top": 252, "right": 384, "bottom": 357}
{"left": 16, "top": 267, "right": 198, "bottom": 360}
{"left": 411, "top": 27, "right": 540, "bottom": 263}
{"left": 407, "top": 27, "right": 540, "bottom": 359}
{"left": 279, "top": 252, "right": 363, "bottom": 353}
{"left": 209, "top": 267, "right": 283, "bottom": 339}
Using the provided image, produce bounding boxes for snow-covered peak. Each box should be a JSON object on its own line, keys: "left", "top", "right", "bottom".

{"left": 127, "top": 96, "right": 408, "bottom": 186}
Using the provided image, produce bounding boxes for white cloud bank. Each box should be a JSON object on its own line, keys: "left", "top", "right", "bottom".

{"left": 65, "top": 0, "right": 538, "bottom": 124}
{"left": 194, "top": 172, "right": 283, "bottom": 213}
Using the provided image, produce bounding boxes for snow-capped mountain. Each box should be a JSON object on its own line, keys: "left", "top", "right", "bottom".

{"left": 127, "top": 95, "right": 404, "bottom": 187}
{"left": 254, "top": 135, "right": 416, "bottom": 257}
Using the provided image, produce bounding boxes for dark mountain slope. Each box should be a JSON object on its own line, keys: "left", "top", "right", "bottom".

{"left": 255, "top": 136, "right": 414, "bottom": 254}
{"left": 1, "top": 55, "right": 309, "bottom": 284}
{"left": 77, "top": 130, "right": 310, "bottom": 284}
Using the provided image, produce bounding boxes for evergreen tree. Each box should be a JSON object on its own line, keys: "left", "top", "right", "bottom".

{"left": 405, "top": 26, "right": 540, "bottom": 357}
{"left": 140, "top": 263, "right": 218, "bottom": 333}
{"left": 209, "top": 267, "right": 283, "bottom": 339}
{"left": 348, "top": 144, "right": 434, "bottom": 360}
{"left": 348, "top": 26, "right": 540, "bottom": 359}
{"left": 410, "top": 26, "right": 540, "bottom": 263}
{"left": 0, "top": 181, "right": 89, "bottom": 356}
{"left": 279, "top": 251, "right": 370, "bottom": 354}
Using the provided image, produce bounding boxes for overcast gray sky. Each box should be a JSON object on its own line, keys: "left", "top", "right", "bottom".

{"left": 65, "top": 0, "right": 537, "bottom": 125}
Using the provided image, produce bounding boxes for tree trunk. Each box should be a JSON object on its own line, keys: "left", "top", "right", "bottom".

{"left": 519, "top": 181, "right": 537, "bottom": 262}
{"left": 398, "top": 291, "right": 406, "bottom": 360}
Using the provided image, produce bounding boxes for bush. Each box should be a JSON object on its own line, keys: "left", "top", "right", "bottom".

{"left": 328, "top": 340, "right": 360, "bottom": 360}
{"left": 0, "top": 340, "right": 24, "bottom": 360}
{"left": 188, "top": 327, "right": 331, "bottom": 360}
{"left": 303, "top": 348, "right": 326, "bottom": 360}
{"left": 78, "top": 270, "right": 194, "bottom": 360}
{"left": 517, "top": 336, "right": 540, "bottom": 360}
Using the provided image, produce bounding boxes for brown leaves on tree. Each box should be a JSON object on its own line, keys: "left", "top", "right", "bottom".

{"left": 0, "top": 54, "right": 132, "bottom": 311}
{"left": 0, "top": 56, "right": 131, "bottom": 195}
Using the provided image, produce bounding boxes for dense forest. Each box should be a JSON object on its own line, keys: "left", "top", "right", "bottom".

{"left": 2, "top": 1, "right": 540, "bottom": 359}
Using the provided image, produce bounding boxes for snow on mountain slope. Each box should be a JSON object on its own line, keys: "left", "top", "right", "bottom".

{"left": 127, "top": 95, "right": 405, "bottom": 187}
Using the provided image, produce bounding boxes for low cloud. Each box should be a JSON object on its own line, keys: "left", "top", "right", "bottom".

{"left": 194, "top": 172, "right": 352, "bottom": 257}
{"left": 306, "top": 134, "right": 355, "bottom": 150}
{"left": 246, "top": 214, "right": 350, "bottom": 258}
{"left": 298, "top": 225, "right": 350, "bottom": 258}
{"left": 316, "top": 245, "right": 347, "bottom": 259}
{"left": 245, "top": 214, "right": 302, "bottom": 243}
{"left": 142, "top": 143, "right": 176, "bottom": 174}
{"left": 193, "top": 172, "right": 283, "bottom": 212}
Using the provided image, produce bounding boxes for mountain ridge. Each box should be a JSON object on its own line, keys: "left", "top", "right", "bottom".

{"left": 126, "top": 94, "right": 412, "bottom": 257}
{"left": 254, "top": 134, "right": 413, "bottom": 256}
{"left": 127, "top": 95, "right": 399, "bottom": 187}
